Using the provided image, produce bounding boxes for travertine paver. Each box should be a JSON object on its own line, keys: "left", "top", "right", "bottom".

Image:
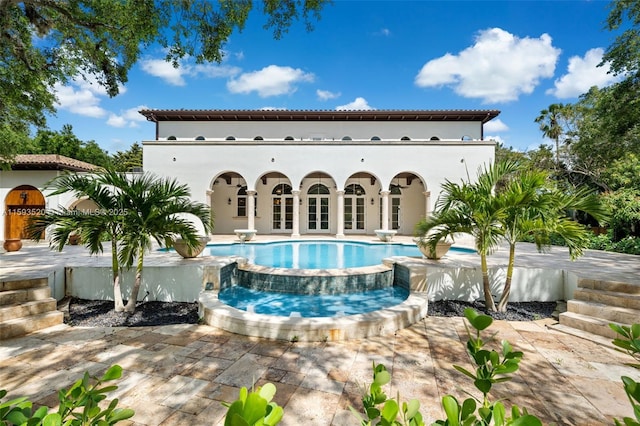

{"left": 1, "top": 318, "right": 635, "bottom": 425}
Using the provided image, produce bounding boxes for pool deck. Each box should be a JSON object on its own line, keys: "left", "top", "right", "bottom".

{"left": 1, "top": 235, "right": 639, "bottom": 424}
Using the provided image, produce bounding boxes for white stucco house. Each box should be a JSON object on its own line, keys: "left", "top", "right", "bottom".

{"left": 1, "top": 155, "right": 97, "bottom": 243}
{"left": 140, "top": 109, "right": 499, "bottom": 238}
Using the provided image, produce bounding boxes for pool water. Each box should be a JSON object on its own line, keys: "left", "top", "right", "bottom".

{"left": 204, "top": 240, "right": 465, "bottom": 269}
{"left": 218, "top": 285, "right": 410, "bottom": 317}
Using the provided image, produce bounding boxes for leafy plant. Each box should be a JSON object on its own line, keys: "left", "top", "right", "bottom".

{"left": 432, "top": 308, "right": 542, "bottom": 426}
{"left": 0, "top": 364, "right": 134, "bottom": 425}
{"left": 610, "top": 323, "right": 640, "bottom": 426}
{"left": 350, "top": 362, "right": 424, "bottom": 426}
{"left": 222, "top": 383, "right": 284, "bottom": 426}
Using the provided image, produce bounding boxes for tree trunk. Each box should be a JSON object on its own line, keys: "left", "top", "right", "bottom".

{"left": 497, "top": 243, "right": 516, "bottom": 312}
{"left": 111, "top": 239, "right": 125, "bottom": 312}
{"left": 481, "top": 254, "right": 496, "bottom": 311}
{"left": 124, "top": 254, "right": 144, "bottom": 313}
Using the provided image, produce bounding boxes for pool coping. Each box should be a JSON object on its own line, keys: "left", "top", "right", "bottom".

{"left": 198, "top": 290, "right": 429, "bottom": 342}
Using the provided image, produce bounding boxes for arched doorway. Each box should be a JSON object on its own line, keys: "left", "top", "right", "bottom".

{"left": 4, "top": 185, "right": 45, "bottom": 240}
{"left": 307, "top": 183, "right": 330, "bottom": 232}
{"left": 344, "top": 183, "right": 366, "bottom": 232}
{"left": 272, "top": 183, "right": 293, "bottom": 232}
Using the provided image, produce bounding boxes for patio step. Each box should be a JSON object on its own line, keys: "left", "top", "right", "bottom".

{"left": 559, "top": 278, "right": 640, "bottom": 340}
{"left": 0, "top": 299, "right": 59, "bottom": 322}
{"left": 0, "top": 277, "right": 63, "bottom": 340}
{"left": 567, "top": 300, "right": 640, "bottom": 325}
{"left": 573, "top": 288, "right": 640, "bottom": 310}
{"left": 0, "top": 311, "right": 65, "bottom": 340}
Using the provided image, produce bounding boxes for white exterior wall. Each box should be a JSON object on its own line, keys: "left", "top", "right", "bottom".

{"left": 158, "top": 120, "right": 483, "bottom": 141}
{"left": 143, "top": 139, "right": 495, "bottom": 235}
{"left": 1, "top": 170, "right": 82, "bottom": 241}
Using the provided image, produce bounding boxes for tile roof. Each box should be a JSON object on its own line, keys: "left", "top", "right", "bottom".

{"left": 11, "top": 155, "right": 98, "bottom": 172}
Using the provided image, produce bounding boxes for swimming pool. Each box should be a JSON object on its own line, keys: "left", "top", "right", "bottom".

{"left": 204, "top": 240, "right": 468, "bottom": 269}
{"left": 218, "top": 285, "right": 409, "bottom": 317}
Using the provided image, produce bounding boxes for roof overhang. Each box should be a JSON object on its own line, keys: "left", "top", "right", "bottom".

{"left": 139, "top": 109, "right": 500, "bottom": 124}
{"left": 9, "top": 155, "right": 98, "bottom": 172}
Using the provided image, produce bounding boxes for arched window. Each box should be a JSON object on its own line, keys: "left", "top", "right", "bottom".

{"left": 345, "top": 183, "right": 365, "bottom": 196}
{"left": 195, "top": 135, "right": 205, "bottom": 140}
{"left": 342, "top": 136, "right": 352, "bottom": 141}
{"left": 225, "top": 136, "right": 236, "bottom": 141}
{"left": 272, "top": 183, "right": 292, "bottom": 196}
{"left": 284, "top": 136, "right": 295, "bottom": 141}
{"left": 167, "top": 136, "right": 177, "bottom": 140}
{"left": 430, "top": 136, "right": 440, "bottom": 141}
{"left": 307, "top": 184, "right": 330, "bottom": 195}
{"left": 236, "top": 186, "right": 257, "bottom": 217}
{"left": 389, "top": 184, "right": 402, "bottom": 195}
{"left": 461, "top": 135, "right": 473, "bottom": 141}
{"left": 400, "top": 136, "right": 411, "bottom": 141}
{"left": 254, "top": 136, "right": 264, "bottom": 141}
{"left": 370, "top": 136, "right": 381, "bottom": 141}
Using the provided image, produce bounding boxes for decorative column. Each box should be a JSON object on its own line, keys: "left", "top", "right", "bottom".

{"left": 206, "top": 189, "right": 214, "bottom": 236}
{"left": 423, "top": 191, "right": 431, "bottom": 218}
{"left": 292, "top": 190, "right": 300, "bottom": 237}
{"left": 247, "top": 190, "right": 256, "bottom": 230}
{"left": 336, "top": 190, "right": 345, "bottom": 238}
{"left": 380, "top": 190, "right": 390, "bottom": 231}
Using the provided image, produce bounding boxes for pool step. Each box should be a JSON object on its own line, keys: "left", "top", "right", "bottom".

{"left": 559, "top": 277, "right": 640, "bottom": 340}
{"left": 0, "top": 277, "right": 63, "bottom": 340}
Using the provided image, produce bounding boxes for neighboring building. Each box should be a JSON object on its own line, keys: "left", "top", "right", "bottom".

{"left": 1, "top": 155, "right": 97, "bottom": 242}
{"left": 140, "top": 109, "right": 499, "bottom": 237}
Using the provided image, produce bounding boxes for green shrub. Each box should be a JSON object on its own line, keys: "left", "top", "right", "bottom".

{"left": 610, "top": 323, "right": 640, "bottom": 426}
{"left": 222, "top": 383, "right": 283, "bottom": 426}
{"left": 0, "top": 364, "right": 134, "bottom": 425}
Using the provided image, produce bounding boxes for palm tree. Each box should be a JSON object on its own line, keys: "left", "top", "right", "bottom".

{"left": 495, "top": 170, "right": 610, "bottom": 312}
{"left": 415, "top": 160, "right": 520, "bottom": 311}
{"left": 28, "top": 168, "right": 212, "bottom": 312}
{"left": 535, "top": 103, "right": 566, "bottom": 168}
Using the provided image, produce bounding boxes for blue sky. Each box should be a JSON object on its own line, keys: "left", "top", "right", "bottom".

{"left": 47, "top": 0, "right": 621, "bottom": 155}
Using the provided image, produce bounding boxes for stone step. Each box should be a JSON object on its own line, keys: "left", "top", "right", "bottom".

{"left": 0, "top": 277, "right": 48, "bottom": 292}
{"left": 577, "top": 279, "right": 640, "bottom": 295}
{"left": 548, "top": 323, "right": 615, "bottom": 347}
{"left": 0, "top": 311, "right": 64, "bottom": 340}
{"left": 0, "top": 298, "right": 58, "bottom": 322}
{"left": 567, "top": 300, "right": 640, "bottom": 325}
{"left": 573, "top": 288, "right": 640, "bottom": 310}
{"left": 0, "top": 287, "right": 52, "bottom": 306}
{"left": 559, "top": 311, "right": 621, "bottom": 339}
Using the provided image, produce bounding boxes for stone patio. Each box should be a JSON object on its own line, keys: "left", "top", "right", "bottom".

{"left": 1, "top": 236, "right": 639, "bottom": 424}
{"left": 0, "top": 314, "right": 636, "bottom": 425}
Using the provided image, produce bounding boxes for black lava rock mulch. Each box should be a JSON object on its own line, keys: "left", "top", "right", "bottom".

{"left": 65, "top": 297, "right": 556, "bottom": 327}
{"left": 66, "top": 298, "right": 199, "bottom": 327}
{"left": 428, "top": 300, "right": 557, "bottom": 321}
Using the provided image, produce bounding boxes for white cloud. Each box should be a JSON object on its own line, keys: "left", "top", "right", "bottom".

{"left": 484, "top": 118, "right": 509, "bottom": 133}
{"left": 106, "top": 105, "right": 149, "bottom": 128}
{"left": 415, "top": 28, "right": 561, "bottom": 103}
{"left": 260, "top": 106, "right": 288, "bottom": 111}
{"left": 227, "top": 65, "right": 314, "bottom": 97}
{"left": 53, "top": 82, "right": 107, "bottom": 118}
{"left": 381, "top": 28, "right": 391, "bottom": 36}
{"left": 140, "top": 58, "right": 187, "bottom": 86}
{"left": 317, "top": 89, "right": 341, "bottom": 101}
{"left": 192, "top": 63, "right": 241, "bottom": 79}
{"left": 484, "top": 135, "right": 505, "bottom": 144}
{"left": 546, "top": 48, "right": 621, "bottom": 98}
{"left": 336, "top": 97, "right": 374, "bottom": 110}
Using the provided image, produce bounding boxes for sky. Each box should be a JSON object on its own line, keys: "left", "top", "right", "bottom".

{"left": 46, "top": 0, "right": 623, "bottom": 155}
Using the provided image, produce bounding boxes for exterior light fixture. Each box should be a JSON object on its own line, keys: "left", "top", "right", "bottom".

{"left": 20, "top": 191, "right": 28, "bottom": 203}
{"left": 227, "top": 197, "right": 232, "bottom": 205}
{"left": 370, "top": 198, "right": 374, "bottom": 205}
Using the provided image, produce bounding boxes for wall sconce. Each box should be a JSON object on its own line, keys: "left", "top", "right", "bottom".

{"left": 20, "top": 191, "right": 28, "bottom": 203}
{"left": 227, "top": 197, "right": 232, "bottom": 205}
{"left": 370, "top": 197, "right": 375, "bottom": 205}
